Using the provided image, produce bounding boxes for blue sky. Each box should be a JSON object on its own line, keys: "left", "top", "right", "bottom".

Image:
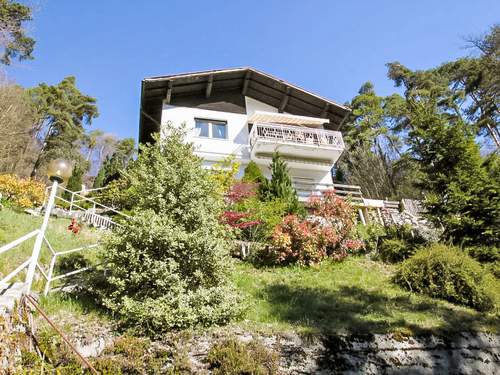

{"left": 5, "top": 0, "right": 500, "bottom": 140}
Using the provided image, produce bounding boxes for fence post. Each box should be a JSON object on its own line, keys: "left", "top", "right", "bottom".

{"left": 69, "top": 192, "right": 74, "bottom": 214}
{"left": 44, "top": 254, "right": 57, "bottom": 296}
{"left": 25, "top": 180, "right": 58, "bottom": 294}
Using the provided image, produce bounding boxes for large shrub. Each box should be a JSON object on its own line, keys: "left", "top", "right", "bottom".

{"left": 394, "top": 244, "right": 497, "bottom": 311}
{"left": 0, "top": 174, "right": 44, "bottom": 208}
{"left": 93, "top": 126, "right": 241, "bottom": 335}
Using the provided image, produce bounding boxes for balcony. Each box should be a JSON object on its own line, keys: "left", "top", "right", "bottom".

{"left": 249, "top": 123, "right": 345, "bottom": 170}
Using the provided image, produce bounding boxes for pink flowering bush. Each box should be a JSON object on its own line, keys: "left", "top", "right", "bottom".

{"left": 264, "top": 190, "right": 363, "bottom": 265}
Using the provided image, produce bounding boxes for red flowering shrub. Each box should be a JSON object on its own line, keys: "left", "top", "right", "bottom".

{"left": 225, "top": 182, "right": 258, "bottom": 204}
{"left": 264, "top": 190, "right": 362, "bottom": 266}
{"left": 308, "top": 190, "right": 354, "bottom": 239}
{"left": 221, "top": 210, "right": 262, "bottom": 229}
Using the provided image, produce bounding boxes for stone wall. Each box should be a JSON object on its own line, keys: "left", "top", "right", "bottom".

{"left": 182, "top": 331, "right": 500, "bottom": 374}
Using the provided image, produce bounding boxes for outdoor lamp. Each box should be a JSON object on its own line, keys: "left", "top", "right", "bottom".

{"left": 46, "top": 159, "right": 73, "bottom": 184}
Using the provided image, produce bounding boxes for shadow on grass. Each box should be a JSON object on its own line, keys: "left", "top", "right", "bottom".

{"left": 262, "top": 284, "right": 499, "bottom": 335}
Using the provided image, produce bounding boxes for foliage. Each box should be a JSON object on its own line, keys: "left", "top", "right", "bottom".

{"left": 210, "top": 155, "right": 240, "bottom": 193}
{"left": 394, "top": 244, "right": 498, "bottom": 311}
{"left": 93, "top": 137, "right": 135, "bottom": 188}
{"left": 92, "top": 126, "right": 241, "bottom": 336}
{"left": 207, "top": 338, "right": 279, "bottom": 375}
{"left": 94, "top": 177, "right": 133, "bottom": 211}
{"left": 378, "top": 239, "right": 412, "bottom": 264}
{"left": 29, "top": 76, "right": 99, "bottom": 178}
{"left": 0, "top": 0, "right": 35, "bottom": 65}
{"left": 339, "top": 82, "right": 422, "bottom": 199}
{"left": 466, "top": 246, "right": 500, "bottom": 264}
{"left": 226, "top": 196, "right": 290, "bottom": 243}
{"left": 225, "top": 181, "right": 258, "bottom": 204}
{"left": 0, "top": 173, "right": 44, "bottom": 208}
{"left": 353, "top": 223, "right": 385, "bottom": 253}
{"left": 0, "top": 81, "right": 39, "bottom": 175}
{"left": 308, "top": 190, "right": 355, "bottom": 240}
{"left": 404, "top": 97, "right": 499, "bottom": 246}
{"left": 378, "top": 224, "right": 428, "bottom": 263}
{"left": 259, "top": 153, "right": 301, "bottom": 214}
{"left": 242, "top": 160, "right": 265, "bottom": 183}
{"left": 260, "top": 191, "right": 360, "bottom": 266}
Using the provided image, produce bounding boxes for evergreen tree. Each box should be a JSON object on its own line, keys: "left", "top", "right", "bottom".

{"left": 259, "top": 153, "right": 300, "bottom": 213}
{"left": 0, "top": 0, "right": 35, "bottom": 65}
{"left": 29, "top": 76, "right": 98, "bottom": 177}
{"left": 242, "top": 160, "right": 265, "bottom": 183}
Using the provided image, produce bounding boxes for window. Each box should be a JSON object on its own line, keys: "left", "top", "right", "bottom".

{"left": 195, "top": 119, "right": 227, "bottom": 139}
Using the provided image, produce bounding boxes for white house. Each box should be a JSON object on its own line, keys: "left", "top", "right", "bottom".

{"left": 139, "top": 67, "right": 352, "bottom": 200}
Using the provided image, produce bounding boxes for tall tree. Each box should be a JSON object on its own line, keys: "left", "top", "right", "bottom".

{"left": 0, "top": 0, "right": 35, "bottom": 65}
{"left": 29, "top": 76, "right": 98, "bottom": 177}
{"left": 387, "top": 25, "right": 500, "bottom": 148}
{"left": 387, "top": 58, "right": 500, "bottom": 246}
{"left": 339, "top": 82, "right": 421, "bottom": 199}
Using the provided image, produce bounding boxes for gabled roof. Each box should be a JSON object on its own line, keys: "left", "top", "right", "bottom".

{"left": 139, "top": 67, "right": 350, "bottom": 143}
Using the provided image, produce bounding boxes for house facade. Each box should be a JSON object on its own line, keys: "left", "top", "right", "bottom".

{"left": 139, "top": 68, "right": 351, "bottom": 200}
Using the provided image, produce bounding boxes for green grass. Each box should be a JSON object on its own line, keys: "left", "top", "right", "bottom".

{"left": 232, "top": 257, "right": 500, "bottom": 335}
{"left": 0, "top": 207, "right": 102, "bottom": 287}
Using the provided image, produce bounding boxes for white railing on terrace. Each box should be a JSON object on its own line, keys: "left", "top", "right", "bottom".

{"left": 293, "top": 181, "right": 364, "bottom": 203}
{"left": 249, "top": 123, "right": 344, "bottom": 149}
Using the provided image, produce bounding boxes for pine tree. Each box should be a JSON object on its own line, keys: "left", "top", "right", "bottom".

{"left": 259, "top": 153, "right": 300, "bottom": 213}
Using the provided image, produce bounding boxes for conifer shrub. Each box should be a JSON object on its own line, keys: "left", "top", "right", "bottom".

{"left": 259, "top": 153, "right": 301, "bottom": 214}
{"left": 242, "top": 160, "right": 265, "bottom": 183}
{"left": 92, "top": 126, "right": 241, "bottom": 336}
{"left": 394, "top": 244, "right": 497, "bottom": 311}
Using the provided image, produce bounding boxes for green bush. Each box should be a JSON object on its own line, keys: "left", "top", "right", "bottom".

{"left": 232, "top": 197, "right": 289, "bottom": 243}
{"left": 92, "top": 126, "right": 241, "bottom": 336}
{"left": 354, "top": 223, "right": 385, "bottom": 253}
{"left": 379, "top": 239, "right": 414, "bottom": 263}
{"left": 394, "top": 244, "right": 497, "bottom": 311}
{"left": 242, "top": 160, "right": 265, "bottom": 184}
{"left": 378, "top": 224, "right": 428, "bottom": 263}
{"left": 207, "top": 338, "right": 279, "bottom": 375}
{"left": 466, "top": 246, "right": 500, "bottom": 264}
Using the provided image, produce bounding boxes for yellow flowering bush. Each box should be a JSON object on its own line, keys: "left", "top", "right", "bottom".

{"left": 0, "top": 174, "right": 45, "bottom": 208}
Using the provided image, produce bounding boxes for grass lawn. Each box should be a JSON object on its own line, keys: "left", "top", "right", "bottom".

{"left": 232, "top": 257, "right": 500, "bottom": 335}
{"left": 0, "top": 207, "right": 102, "bottom": 286}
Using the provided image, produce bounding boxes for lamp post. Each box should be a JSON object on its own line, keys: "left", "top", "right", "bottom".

{"left": 25, "top": 159, "right": 72, "bottom": 294}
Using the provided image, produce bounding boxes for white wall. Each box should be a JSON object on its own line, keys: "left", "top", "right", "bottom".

{"left": 160, "top": 98, "right": 334, "bottom": 185}
{"left": 161, "top": 103, "right": 251, "bottom": 163}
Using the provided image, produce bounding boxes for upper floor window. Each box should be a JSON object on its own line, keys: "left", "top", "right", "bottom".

{"left": 195, "top": 119, "right": 227, "bottom": 139}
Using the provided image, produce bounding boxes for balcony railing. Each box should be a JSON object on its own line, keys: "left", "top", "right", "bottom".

{"left": 249, "top": 123, "right": 344, "bottom": 150}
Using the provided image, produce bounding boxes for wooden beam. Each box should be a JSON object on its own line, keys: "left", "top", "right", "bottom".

{"left": 278, "top": 87, "right": 291, "bottom": 113}
{"left": 205, "top": 75, "right": 214, "bottom": 98}
{"left": 165, "top": 81, "right": 173, "bottom": 104}
{"left": 242, "top": 70, "right": 252, "bottom": 95}
{"left": 320, "top": 103, "right": 330, "bottom": 118}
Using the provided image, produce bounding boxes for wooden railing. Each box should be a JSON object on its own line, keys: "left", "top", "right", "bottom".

{"left": 249, "top": 123, "right": 344, "bottom": 149}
